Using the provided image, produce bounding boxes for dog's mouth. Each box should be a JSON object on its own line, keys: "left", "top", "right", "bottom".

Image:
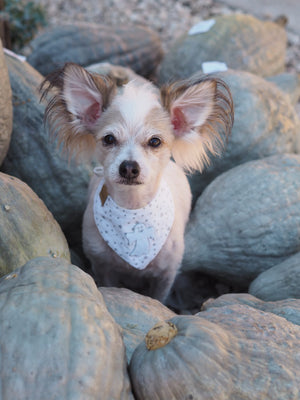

{"left": 116, "top": 178, "right": 143, "bottom": 186}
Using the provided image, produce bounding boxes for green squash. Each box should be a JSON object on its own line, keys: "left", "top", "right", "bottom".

{"left": 0, "top": 172, "right": 70, "bottom": 276}
{"left": 100, "top": 287, "right": 175, "bottom": 362}
{"left": 27, "top": 23, "right": 163, "bottom": 78}
{"left": 0, "top": 257, "right": 133, "bottom": 400}
{"left": 130, "top": 306, "right": 300, "bottom": 399}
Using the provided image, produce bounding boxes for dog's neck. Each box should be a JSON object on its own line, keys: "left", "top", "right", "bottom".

{"left": 105, "top": 179, "right": 161, "bottom": 210}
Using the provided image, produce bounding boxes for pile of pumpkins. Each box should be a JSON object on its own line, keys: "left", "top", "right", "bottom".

{"left": 0, "top": 12, "right": 300, "bottom": 399}
{"left": 1, "top": 256, "right": 300, "bottom": 399}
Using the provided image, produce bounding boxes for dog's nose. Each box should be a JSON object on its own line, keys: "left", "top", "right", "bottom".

{"left": 119, "top": 160, "right": 140, "bottom": 179}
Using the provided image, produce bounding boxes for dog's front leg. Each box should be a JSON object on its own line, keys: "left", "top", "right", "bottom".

{"left": 91, "top": 262, "right": 116, "bottom": 288}
{"left": 148, "top": 269, "right": 178, "bottom": 303}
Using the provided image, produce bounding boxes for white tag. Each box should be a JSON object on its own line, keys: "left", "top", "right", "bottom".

{"left": 188, "top": 19, "right": 215, "bottom": 35}
{"left": 93, "top": 179, "right": 175, "bottom": 270}
{"left": 202, "top": 61, "right": 228, "bottom": 73}
{"left": 93, "top": 166, "right": 104, "bottom": 177}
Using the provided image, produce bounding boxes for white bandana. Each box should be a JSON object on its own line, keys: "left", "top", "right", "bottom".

{"left": 93, "top": 178, "right": 175, "bottom": 270}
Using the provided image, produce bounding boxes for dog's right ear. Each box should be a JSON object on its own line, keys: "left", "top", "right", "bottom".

{"left": 40, "top": 62, "right": 116, "bottom": 157}
{"left": 160, "top": 74, "right": 233, "bottom": 173}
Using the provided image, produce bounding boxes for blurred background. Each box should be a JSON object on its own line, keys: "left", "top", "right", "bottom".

{"left": 0, "top": 0, "right": 299, "bottom": 75}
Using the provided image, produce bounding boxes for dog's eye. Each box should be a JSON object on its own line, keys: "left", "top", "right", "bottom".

{"left": 102, "top": 134, "right": 116, "bottom": 146}
{"left": 148, "top": 137, "right": 162, "bottom": 148}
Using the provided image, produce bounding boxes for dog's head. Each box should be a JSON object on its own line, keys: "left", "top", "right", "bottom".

{"left": 41, "top": 63, "right": 233, "bottom": 188}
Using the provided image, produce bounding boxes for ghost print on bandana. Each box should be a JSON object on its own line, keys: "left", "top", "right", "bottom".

{"left": 93, "top": 178, "right": 175, "bottom": 270}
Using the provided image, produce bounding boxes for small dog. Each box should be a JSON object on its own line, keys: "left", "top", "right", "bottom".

{"left": 41, "top": 63, "right": 233, "bottom": 302}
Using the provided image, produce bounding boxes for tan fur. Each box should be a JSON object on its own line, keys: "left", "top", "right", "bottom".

{"left": 143, "top": 107, "right": 174, "bottom": 147}
{"left": 40, "top": 63, "right": 117, "bottom": 158}
{"left": 161, "top": 73, "right": 234, "bottom": 172}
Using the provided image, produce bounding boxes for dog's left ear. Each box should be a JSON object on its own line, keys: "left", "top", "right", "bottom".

{"left": 40, "top": 63, "right": 116, "bottom": 158}
{"left": 161, "top": 75, "right": 234, "bottom": 172}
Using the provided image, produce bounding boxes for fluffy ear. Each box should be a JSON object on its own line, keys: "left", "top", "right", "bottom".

{"left": 161, "top": 75, "right": 234, "bottom": 172}
{"left": 40, "top": 62, "right": 116, "bottom": 158}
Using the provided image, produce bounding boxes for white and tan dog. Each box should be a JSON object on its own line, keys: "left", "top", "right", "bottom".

{"left": 41, "top": 63, "right": 233, "bottom": 302}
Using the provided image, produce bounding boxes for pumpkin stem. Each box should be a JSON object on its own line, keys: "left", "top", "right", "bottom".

{"left": 145, "top": 321, "right": 178, "bottom": 350}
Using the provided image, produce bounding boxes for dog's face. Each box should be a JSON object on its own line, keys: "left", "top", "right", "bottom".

{"left": 94, "top": 82, "right": 174, "bottom": 188}
{"left": 41, "top": 63, "right": 234, "bottom": 190}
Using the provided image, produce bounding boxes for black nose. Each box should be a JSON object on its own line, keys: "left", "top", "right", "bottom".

{"left": 119, "top": 160, "right": 140, "bottom": 179}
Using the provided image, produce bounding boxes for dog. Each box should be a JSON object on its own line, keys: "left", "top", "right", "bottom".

{"left": 41, "top": 63, "right": 233, "bottom": 302}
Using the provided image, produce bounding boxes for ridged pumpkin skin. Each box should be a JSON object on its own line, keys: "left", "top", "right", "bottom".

{"left": 188, "top": 70, "right": 300, "bottom": 197}
{"left": 249, "top": 252, "right": 300, "bottom": 301}
{"left": 158, "top": 13, "right": 286, "bottom": 82}
{"left": 183, "top": 155, "right": 300, "bottom": 287}
{"left": 0, "top": 257, "right": 133, "bottom": 400}
{"left": 0, "top": 173, "right": 70, "bottom": 276}
{"left": 27, "top": 23, "right": 163, "bottom": 77}
{"left": 130, "top": 311, "right": 300, "bottom": 399}
{"left": 202, "top": 293, "right": 300, "bottom": 326}
{"left": 100, "top": 287, "right": 175, "bottom": 362}
{"left": 130, "top": 315, "right": 229, "bottom": 400}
